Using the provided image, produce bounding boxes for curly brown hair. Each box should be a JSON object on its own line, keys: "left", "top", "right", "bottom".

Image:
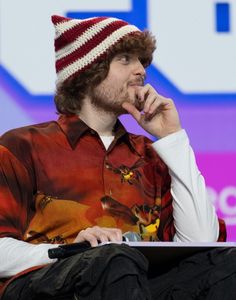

{"left": 54, "top": 31, "right": 156, "bottom": 115}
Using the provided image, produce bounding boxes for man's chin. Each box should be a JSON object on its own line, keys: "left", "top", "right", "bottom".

{"left": 122, "top": 97, "right": 143, "bottom": 111}
{"left": 100, "top": 104, "right": 128, "bottom": 116}
{"left": 115, "top": 106, "right": 129, "bottom": 116}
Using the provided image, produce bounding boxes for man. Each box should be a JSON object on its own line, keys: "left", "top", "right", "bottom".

{"left": 0, "top": 15, "right": 233, "bottom": 300}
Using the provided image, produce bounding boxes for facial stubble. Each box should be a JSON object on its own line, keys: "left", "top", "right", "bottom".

{"left": 89, "top": 84, "right": 142, "bottom": 116}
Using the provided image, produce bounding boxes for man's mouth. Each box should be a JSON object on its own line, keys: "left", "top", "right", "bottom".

{"left": 128, "top": 77, "right": 144, "bottom": 87}
{"left": 128, "top": 81, "right": 144, "bottom": 87}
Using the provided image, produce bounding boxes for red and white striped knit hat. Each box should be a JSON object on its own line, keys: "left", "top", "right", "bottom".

{"left": 51, "top": 15, "right": 141, "bottom": 86}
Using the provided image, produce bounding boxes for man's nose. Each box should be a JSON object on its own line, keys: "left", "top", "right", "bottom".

{"left": 133, "top": 60, "right": 146, "bottom": 78}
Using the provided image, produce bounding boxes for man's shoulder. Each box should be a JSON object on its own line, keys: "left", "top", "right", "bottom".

{"left": 127, "top": 132, "right": 158, "bottom": 154}
{"left": 127, "top": 132, "right": 168, "bottom": 171}
{"left": 1, "top": 120, "right": 57, "bottom": 138}
{"left": 127, "top": 132, "right": 157, "bottom": 155}
{"left": 0, "top": 120, "right": 58, "bottom": 150}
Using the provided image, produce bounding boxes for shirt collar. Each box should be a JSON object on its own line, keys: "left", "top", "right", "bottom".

{"left": 57, "top": 114, "right": 137, "bottom": 152}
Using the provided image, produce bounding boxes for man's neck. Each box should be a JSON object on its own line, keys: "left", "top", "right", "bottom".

{"left": 78, "top": 101, "right": 117, "bottom": 136}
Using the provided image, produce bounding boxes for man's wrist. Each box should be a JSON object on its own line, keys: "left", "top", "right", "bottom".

{"left": 152, "top": 129, "right": 187, "bottom": 151}
{"left": 153, "top": 127, "right": 182, "bottom": 139}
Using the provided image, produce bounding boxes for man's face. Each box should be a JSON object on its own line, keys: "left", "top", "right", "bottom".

{"left": 89, "top": 53, "right": 146, "bottom": 115}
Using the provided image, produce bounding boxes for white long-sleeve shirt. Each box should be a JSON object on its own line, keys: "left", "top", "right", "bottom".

{"left": 0, "top": 129, "right": 219, "bottom": 277}
{"left": 152, "top": 130, "right": 219, "bottom": 242}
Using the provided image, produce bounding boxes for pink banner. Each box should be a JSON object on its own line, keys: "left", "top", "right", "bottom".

{"left": 196, "top": 153, "right": 236, "bottom": 241}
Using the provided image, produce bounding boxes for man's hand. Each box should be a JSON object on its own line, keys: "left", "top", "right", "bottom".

{"left": 73, "top": 226, "right": 123, "bottom": 247}
{"left": 122, "top": 84, "right": 182, "bottom": 138}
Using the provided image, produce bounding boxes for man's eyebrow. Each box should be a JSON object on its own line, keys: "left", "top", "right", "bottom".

{"left": 115, "top": 52, "right": 129, "bottom": 57}
{"left": 112, "top": 53, "right": 128, "bottom": 61}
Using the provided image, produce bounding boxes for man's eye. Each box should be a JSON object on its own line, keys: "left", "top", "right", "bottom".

{"left": 120, "top": 55, "right": 130, "bottom": 63}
